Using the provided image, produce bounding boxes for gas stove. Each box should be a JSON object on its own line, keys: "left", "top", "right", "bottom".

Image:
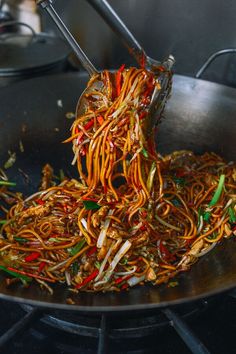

{"left": 0, "top": 292, "right": 236, "bottom": 354}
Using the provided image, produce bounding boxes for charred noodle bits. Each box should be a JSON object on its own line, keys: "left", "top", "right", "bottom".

{"left": 0, "top": 66, "right": 235, "bottom": 294}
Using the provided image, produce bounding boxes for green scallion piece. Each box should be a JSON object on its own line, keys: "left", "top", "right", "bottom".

{"left": 209, "top": 174, "right": 225, "bottom": 207}
{"left": 203, "top": 174, "right": 225, "bottom": 223}
{"left": 0, "top": 265, "right": 31, "bottom": 282}
{"left": 228, "top": 206, "right": 236, "bottom": 224}
{"left": 69, "top": 239, "right": 86, "bottom": 256}
{"left": 72, "top": 262, "right": 79, "bottom": 274}
{"left": 14, "top": 237, "right": 28, "bottom": 243}
{"left": 141, "top": 148, "right": 149, "bottom": 158}
{"left": 83, "top": 200, "right": 101, "bottom": 210}
{"left": 203, "top": 211, "right": 211, "bottom": 222}
{"left": 0, "top": 220, "right": 7, "bottom": 225}
{"left": 0, "top": 181, "right": 16, "bottom": 187}
{"left": 95, "top": 261, "right": 101, "bottom": 269}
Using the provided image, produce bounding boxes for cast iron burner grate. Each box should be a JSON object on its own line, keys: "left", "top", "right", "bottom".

{"left": 0, "top": 297, "right": 219, "bottom": 354}
{"left": 25, "top": 299, "right": 210, "bottom": 338}
{"left": 1, "top": 292, "right": 236, "bottom": 353}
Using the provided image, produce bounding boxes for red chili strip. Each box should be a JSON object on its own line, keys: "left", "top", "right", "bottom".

{"left": 115, "top": 274, "right": 132, "bottom": 285}
{"left": 84, "top": 119, "right": 94, "bottom": 131}
{"left": 116, "top": 64, "right": 125, "bottom": 97}
{"left": 25, "top": 252, "right": 40, "bottom": 262}
{"left": 76, "top": 269, "right": 99, "bottom": 289}
{"left": 121, "top": 283, "right": 129, "bottom": 290}
{"left": 36, "top": 199, "right": 45, "bottom": 205}
{"left": 139, "top": 111, "right": 148, "bottom": 120}
{"left": 7, "top": 267, "right": 55, "bottom": 283}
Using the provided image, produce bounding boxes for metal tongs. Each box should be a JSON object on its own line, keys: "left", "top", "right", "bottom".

{"left": 36, "top": 0, "right": 174, "bottom": 129}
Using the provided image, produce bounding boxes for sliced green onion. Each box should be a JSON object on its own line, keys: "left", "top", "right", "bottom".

{"left": 72, "top": 262, "right": 79, "bottom": 275}
{"left": 228, "top": 206, "right": 236, "bottom": 224}
{"left": 4, "top": 152, "right": 16, "bottom": 169}
{"left": 0, "top": 220, "right": 7, "bottom": 225}
{"left": 83, "top": 200, "right": 101, "bottom": 210}
{"left": 0, "top": 181, "right": 16, "bottom": 187}
{"left": 14, "top": 237, "right": 28, "bottom": 243}
{"left": 95, "top": 261, "right": 101, "bottom": 269}
{"left": 141, "top": 148, "right": 149, "bottom": 158}
{"left": 203, "top": 211, "right": 211, "bottom": 222}
{"left": 209, "top": 174, "right": 225, "bottom": 207}
{"left": 69, "top": 239, "right": 86, "bottom": 256}
{"left": 204, "top": 174, "right": 225, "bottom": 222}
{"left": 0, "top": 265, "right": 31, "bottom": 282}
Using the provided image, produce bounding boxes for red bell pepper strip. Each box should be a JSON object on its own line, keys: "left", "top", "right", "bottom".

{"left": 84, "top": 119, "right": 94, "bottom": 131}
{"left": 25, "top": 252, "right": 40, "bottom": 262}
{"left": 74, "top": 119, "right": 94, "bottom": 146}
{"left": 97, "top": 116, "right": 104, "bottom": 125}
{"left": 115, "top": 274, "right": 132, "bottom": 285}
{"left": 116, "top": 64, "right": 125, "bottom": 96}
{"left": 139, "top": 111, "right": 148, "bottom": 120}
{"left": 36, "top": 199, "right": 45, "bottom": 205}
{"left": 159, "top": 241, "right": 176, "bottom": 261}
{"left": 76, "top": 269, "right": 99, "bottom": 289}
{"left": 121, "top": 283, "right": 129, "bottom": 290}
{"left": 38, "top": 261, "right": 47, "bottom": 273}
{"left": 87, "top": 246, "right": 97, "bottom": 257}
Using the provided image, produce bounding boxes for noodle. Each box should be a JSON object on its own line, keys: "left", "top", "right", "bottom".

{"left": 0, "top": 66, "right": 235, "bottom": 293}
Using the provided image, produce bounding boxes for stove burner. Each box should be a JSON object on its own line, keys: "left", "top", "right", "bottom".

{"left": 22, "top": 299, "right": 209, "bottom": 338}
{"left": 1, "top": 294, "right": 235, "bottom": 354}
{"left": 17, "top": 300, "right": 211, "bottom": 353}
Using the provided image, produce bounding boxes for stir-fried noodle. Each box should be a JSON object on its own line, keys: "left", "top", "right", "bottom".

{"left": 0, "top": 67, "right": 235, "bottom": 293}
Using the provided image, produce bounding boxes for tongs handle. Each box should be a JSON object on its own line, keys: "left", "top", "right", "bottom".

{"left": 86, "top": 0, "right": 147, "bottom": 66}
{"left": 36, "top": 0, "right": 98, "bottom": 77}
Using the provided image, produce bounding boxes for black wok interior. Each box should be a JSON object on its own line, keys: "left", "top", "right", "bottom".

{"left": 0, "top": 72, "right": 235, "bottom": 313}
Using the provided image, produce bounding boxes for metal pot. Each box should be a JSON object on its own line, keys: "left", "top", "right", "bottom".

{"left": 0, "top": 32, "right": 71, "bottom": 87}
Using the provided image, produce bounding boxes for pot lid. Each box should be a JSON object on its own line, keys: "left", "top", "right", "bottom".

{"left": 0, "top": 33, "right": 71, "bottom": 76}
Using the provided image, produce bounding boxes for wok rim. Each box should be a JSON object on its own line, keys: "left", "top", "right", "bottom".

{"left": 0, "top": 282, "right": 233, "bottom": 313}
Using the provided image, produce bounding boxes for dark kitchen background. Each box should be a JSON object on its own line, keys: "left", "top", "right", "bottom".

{"left": 39, "top": 0, "right": 236, "bottom": 87}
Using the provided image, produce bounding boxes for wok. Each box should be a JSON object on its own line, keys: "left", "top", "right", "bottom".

{"left": 0, "top": 72, "right": 235, "bottom": 313}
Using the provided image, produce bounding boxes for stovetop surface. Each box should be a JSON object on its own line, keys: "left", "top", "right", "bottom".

{"left": 0, "top": 292, "right": 236, "bottom": 354}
